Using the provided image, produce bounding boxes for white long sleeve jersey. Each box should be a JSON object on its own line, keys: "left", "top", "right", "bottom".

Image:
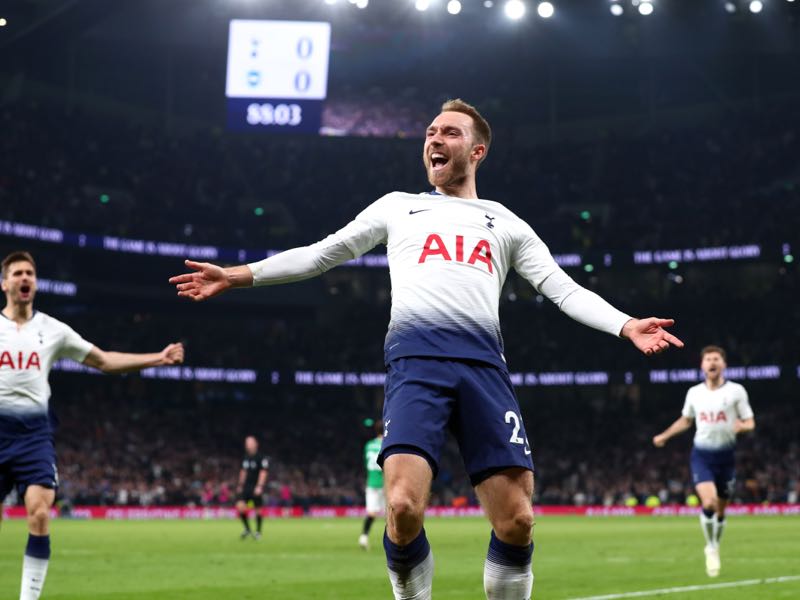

{"left": 249, "top": 191, "right": 631, "bottom": 369}
{"left": 0, "top": 311, "right": 93, "bottom": 436}
{"left": 682, "top": 380, "right": 754, "bottom": 450}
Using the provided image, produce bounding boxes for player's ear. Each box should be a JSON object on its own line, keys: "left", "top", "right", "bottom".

{"left": 471, "top": 143, "right": 486, "bottom": 163}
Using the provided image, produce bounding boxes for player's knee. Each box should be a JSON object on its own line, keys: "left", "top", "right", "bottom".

{"left": 387, "top": 492, "right": 424, "bottom": 522}
{"left": 27, "top": 504, "right": 50, "bottom": 532}
{"left": 702, "top": 497, "right": 718, "bottom": 512}
{"left": 495, "top": 508, "right": 534, "bottom": 545}
{"left": 386, "top": 488, "right": 425, "bottom": 536}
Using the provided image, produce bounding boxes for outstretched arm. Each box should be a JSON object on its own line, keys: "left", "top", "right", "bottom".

{"left": 539, "top": 268, "right": 684, "bottom": 356}
{"left": 169, "top": 199, "right": 389, "bottom": 302}
{"left": 169, "top": 261, "right": 255, "bottom": 302}
{"left": 168, "top": 240, "right": 357, "bottom": 302}
{"left": 653, "top": 416, "right": 693, "bottom": 447}
{"left": 82, "top": 342, "right": 184, "bottom": 374}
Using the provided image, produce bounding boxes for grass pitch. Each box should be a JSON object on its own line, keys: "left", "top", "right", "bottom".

{"left": 1, "top": 515, "right": 798, "bottom": 599}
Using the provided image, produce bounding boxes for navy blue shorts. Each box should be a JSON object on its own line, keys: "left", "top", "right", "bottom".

{"left": 690, "top": 447, "right": 736, "bottom": 500}
{"left": 0, "top": 434, "right": 59, "bottom": 503}
{"left": 378, "top": 357, "right": 533, "bottom": 486}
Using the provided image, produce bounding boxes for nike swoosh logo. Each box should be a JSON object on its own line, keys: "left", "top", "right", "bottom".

{"left": 409, "top": 209, "right": 431, "bottom": 215}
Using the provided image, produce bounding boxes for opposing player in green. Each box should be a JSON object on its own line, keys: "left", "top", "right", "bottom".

{"left": 359, "top": 420, "right": 385, "bottom": 550}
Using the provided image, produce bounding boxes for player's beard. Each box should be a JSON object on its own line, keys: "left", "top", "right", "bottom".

{"left": 425, "top": 148, "right": 470, "bottom": 190}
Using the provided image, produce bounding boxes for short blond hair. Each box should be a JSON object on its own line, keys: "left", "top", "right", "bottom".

{"left": 440, "top": 98, "right": 492, "bottom": 163}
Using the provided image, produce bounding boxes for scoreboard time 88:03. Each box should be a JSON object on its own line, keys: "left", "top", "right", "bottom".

{"left": 225, "top": 20, "right": 331, "bottom": 133}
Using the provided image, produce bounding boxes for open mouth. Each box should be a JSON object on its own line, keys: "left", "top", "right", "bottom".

{"left": 430, "top": 152, "right": 449, "bottom": 171}
{"left": 19, "top": 285, "right": 31, "bottom": 296}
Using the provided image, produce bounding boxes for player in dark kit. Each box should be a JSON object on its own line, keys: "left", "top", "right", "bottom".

{"left": 235, "top": 435, "right": 269, "bottom": 540}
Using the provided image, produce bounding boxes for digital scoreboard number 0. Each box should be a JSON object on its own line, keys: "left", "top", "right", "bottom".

{"left": 226, "top": 20, "right": 331, "bottom": 133}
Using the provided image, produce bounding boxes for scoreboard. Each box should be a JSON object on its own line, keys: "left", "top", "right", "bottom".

{"left": 225, "top": 20, "right": 331, "bottom": 133}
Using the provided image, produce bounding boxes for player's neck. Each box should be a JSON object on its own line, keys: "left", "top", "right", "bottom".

{"left": 435, "top": 178, "right": 478, "bottom": 200}
{"left": 704, "top": 375, "right": 725, "bottom": 390}
{"left": 2, "top": 303, "right": 33, "bottom": 325}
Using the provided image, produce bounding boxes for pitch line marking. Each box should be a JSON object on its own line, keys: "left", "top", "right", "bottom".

{"left": 566, "top": 575, "right": 800, "bottom": 600}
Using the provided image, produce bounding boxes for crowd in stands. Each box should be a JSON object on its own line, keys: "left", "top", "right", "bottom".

{"left": 3, "top": 376, "right": 793, "bottom": 511}
{"left": 1, "top": 98, "right": 798, "bottom": 255}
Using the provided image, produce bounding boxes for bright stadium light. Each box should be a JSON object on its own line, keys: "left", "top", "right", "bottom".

{"left": 504, "top": 0, "right": 527, "bottom": 19}
{"left": 610, "top": 2, "right": 624, "bottom": 16}
{"left": 537, "top": 1, "right": 554, "bottom": 18}
{"left": 324, "top": 0, "right": 337, "bottom": 5}
{"left": 724, "top": 1, "right": 737, "bottom": 12}
{"left": 415, "top": 0, "right": 430, "bottom": 11}
{"left": 356, "top": 0, "right": 369, "bottom": 6}
{"left": 447, "top": 0, "right": 462, "bottom": 14}
{"left": 749, "top": 0, "right": 763, "bottom": 11}
{"left": 0, "top": 18, "right": 7, "bottom": 27}
{"left": 639, "top": 1, "right": 654, "bottom": 15}
{"left": 484, "top": 0, "right": 495, "bottom": 7}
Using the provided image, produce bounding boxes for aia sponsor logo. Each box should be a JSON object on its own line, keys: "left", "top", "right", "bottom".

{"left": 418, "top": 234, "right": 493, "bottom": 273}
{"left": 0, "top": 350, "right": 42, "bottom": 370}
{"left": 698, "top": 411, "right": 728, "bottom": 424}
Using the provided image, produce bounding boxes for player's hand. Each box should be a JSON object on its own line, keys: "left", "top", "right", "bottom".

{"left": 652, "top": 434, "right": 667, "bottom": 447}
{"left": 621, "top": 318, "right": 685, "bottom": 356}
{"left": 169, "top": 260, "right": 231, "bottom": 302}
{"left": 159, "top": 342, "right": 184, "bottom": 365}
{"left": 254, "top": 485, "right": 263, "bottom": 495}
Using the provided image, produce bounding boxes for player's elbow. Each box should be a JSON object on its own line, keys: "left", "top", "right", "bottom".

{"left": 95, "top": 356, "right": 116, "bottom": 373}
{"left": 84, "top": 350, "right": 112, "bottom": 373}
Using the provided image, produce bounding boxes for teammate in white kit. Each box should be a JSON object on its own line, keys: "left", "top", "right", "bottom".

{"left": 653, "top": 345, "right": 755, "bottom": 577}
{"left": 0, "top": 251, "right": 185, "bottom": 600}
{"left": 169, "top": 99, "right": 684, "bottom": 600}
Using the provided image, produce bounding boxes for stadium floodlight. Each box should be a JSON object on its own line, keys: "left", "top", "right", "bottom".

{"left": 324, "top": 0, "right": 337, "bottom": 5}
{"left": 356, "top": 0, "right": 369, "bottom": 7}
{"left": 484, "top": 1, "right": 495, "bottom": 7}
{"left": 0, "top": 18, "right": 7, "bottom": 27}
{"left": 537, "top": 1, "right": 554, "bottom": 18}
{"left": 415, "top": 0, "right": 430, "bottom": 11}
{"left": 447, "top": 0, "right": 462, "bottom": 14}
{"left": 724, "top": 1, "right": 737, "bottom": 12}
{"left": 638, "top": 1, "right": 654, "bottom": 15}
{"left": 504, "top": 0, "right": 527, "bottom": 19}
{"left": 610, "top": 2, "right": 624, "bottom": 16}
{"left": 749, "top": 0, "right": 763, "bottom": 11}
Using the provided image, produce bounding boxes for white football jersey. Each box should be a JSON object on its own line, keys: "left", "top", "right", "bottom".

{"left": 0, "top": 311, "right": 93, "bottom": 433}
{"left": 323, "top": 191, "right": 561, "bottom": 368}
{"left": 682, "top": 380, "right": 754, "bottom": 450}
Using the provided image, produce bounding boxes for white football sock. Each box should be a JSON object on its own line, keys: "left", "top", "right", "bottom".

{"left": 387, "top": 551, "right": 434, "bottom": 600}
{"left": 713, "top": 517, "right": 726, "bottom": 547}
{"left": 484, "top": 531, "right": 533, "bottom": 600}
{"left": 20, "top": 555, "right": 49, "bottom": 600}
{"left": 699, "top": 511, "right": 715, "bottom": 547}
{"left": 484, "top": 561, "right": 533, "bottom": 599}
